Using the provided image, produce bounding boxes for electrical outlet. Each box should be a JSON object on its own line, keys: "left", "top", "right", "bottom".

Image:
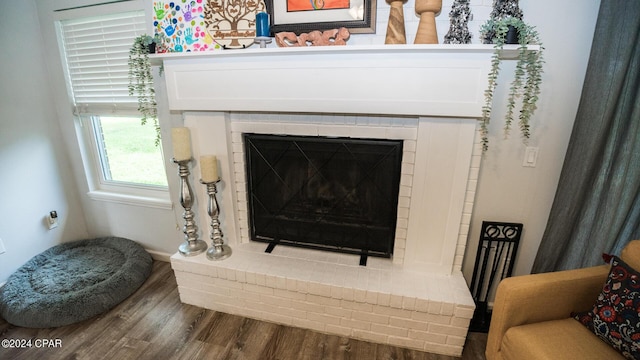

{"left": 523, "top": 147, "right": 539, "bottom": 167}
{"left": 0, "top": 238, "right": 6, "bottom": 254}
{"left": 47, "top": 210, "right": 59, "bottom": 230}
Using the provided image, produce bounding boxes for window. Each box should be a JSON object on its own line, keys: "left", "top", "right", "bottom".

{"left": 91, "top": 116, "right": 167, "bottom": 187}
{"left": 57, "top": 9, "right": 169, "bottom": 205}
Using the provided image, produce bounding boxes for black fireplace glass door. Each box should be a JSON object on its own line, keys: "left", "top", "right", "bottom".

{"left": 244, "top": 134, "right": 403, "bottom": 258}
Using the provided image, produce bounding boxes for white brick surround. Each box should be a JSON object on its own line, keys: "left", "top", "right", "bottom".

{"left": 229, "top": 113, "right": 420, "bottom": 266}
{"left": 227, "top": 112, "right": 481, "bottom": 270}
{"left": 177, "top": 111, "right": 479, "bottom": 356}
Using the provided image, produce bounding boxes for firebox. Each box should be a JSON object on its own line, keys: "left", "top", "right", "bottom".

{"left": 244, "top": 134, "right": 403, "bottom": 262}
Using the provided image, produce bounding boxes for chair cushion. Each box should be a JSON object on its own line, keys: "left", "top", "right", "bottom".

{"left": 622, "top": 240, "right": 640, "bottom": 273}
{"left": 501, "top": 318, "right": 625, "bottom": 360}
{"left": 574, "top": 256, "right": 640, "bottom": 359}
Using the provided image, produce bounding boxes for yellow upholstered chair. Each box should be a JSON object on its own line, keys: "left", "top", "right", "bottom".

{"left": 486, "top": 240, "right": 640, "bottom": 360}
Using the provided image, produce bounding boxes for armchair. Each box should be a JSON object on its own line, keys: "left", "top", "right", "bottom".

{"left": 486, "top": 240, "right": 640, "bottom": 360}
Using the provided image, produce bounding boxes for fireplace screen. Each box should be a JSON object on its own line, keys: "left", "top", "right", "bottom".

{"left": 244, "top": 134, "right": 403, "bottom": 259}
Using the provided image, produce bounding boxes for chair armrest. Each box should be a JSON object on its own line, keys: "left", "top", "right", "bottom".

{"left": 485, "top": 264, "right": 609, "bottom": 360}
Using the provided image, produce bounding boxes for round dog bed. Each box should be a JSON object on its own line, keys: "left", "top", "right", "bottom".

{"left": 0, "top": 237, "right": 152, "bottom": 328}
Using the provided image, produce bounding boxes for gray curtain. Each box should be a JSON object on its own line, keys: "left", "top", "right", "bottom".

{"left": 531, "top": 0, "right": 640, "bottom": 273}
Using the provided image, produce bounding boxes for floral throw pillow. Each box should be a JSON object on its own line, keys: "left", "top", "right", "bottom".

{"left": 574, "top": 256, "right": 640, "bottom": 360}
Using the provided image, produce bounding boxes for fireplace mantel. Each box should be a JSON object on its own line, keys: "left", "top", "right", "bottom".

{"left": 156, "top": 44, "right": 518, "bottom": 275}
{"left": 154, "top": 44, "right": 534, "bottom": 119}
{"left": 162, "top": 44, "right": 543, "bottom": 355}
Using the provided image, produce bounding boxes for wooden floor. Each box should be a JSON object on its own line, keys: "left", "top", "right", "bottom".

{"left": 0, "top": 261, "right": 487, "bottom": 360}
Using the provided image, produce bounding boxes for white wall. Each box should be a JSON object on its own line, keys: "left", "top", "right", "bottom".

{"left": 35, "top": 0, "right": 186, "bottom": 261}
{"left": 0, "top": 0, "right": 89, "bottom": 284}
{"left": 0, "top": 0, "right": 601, "bottom": 284}
{"left": 350, "top": 0, "right": 601, "bottom": 279}
{"left": 266, "top": 0, "right": 601, "bottom": 279}
{"left": 460, "top": 0, "right": 601, "bottom": 280}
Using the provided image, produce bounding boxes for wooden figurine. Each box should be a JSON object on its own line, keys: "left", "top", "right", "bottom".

{"left": 275, "top": 28, "right": 350, "bottom": 47}
{"left": 414, "top": 0, "right": 442, "bottom": 44}
{"left": 385, "top": 0, "right": 408, "bottom": 44}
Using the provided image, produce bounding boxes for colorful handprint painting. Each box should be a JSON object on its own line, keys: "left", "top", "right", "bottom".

{"left": 152, "top": 0, "right": 221, "bottom": 52}
{"left": 287, "top": 0, "right": 350, "bottom": 12}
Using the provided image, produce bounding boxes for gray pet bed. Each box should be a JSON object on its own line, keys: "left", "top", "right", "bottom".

{"left": 0, "top": 237, "right": 152, "bottom": 328}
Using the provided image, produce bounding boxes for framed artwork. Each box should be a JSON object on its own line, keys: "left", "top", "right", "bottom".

{"left": 266, "top": 0, "right": 376, "bottom": 35}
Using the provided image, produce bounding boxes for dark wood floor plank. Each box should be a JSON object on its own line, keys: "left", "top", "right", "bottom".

{"left": 261, "top": 325, "right": 308, "bottom": 360}
{"left": 223, "top": 317, "right": 280, "bottom": 360}
{"left": 376, "top": 343, "right": 405, "bottom": 360}
{"left": 101, "top": 337, "right": 151, "bottom": 360}
{"left": 190, "top": 340, "right": 237, "bottom": 360}
{"left": 175, "top": 339, "right": 207, "bottom": 360}
{"left": 182, "top": 307, "right": 217, "bottom": 344}
{"left": 136, "top": 302, "right": 211, "bottom": 360}
{"left": 377, "top": 343, "right": 441, "bottom": 360}
{"left": 295, "top": 330, "right": 352, "bottom": 360}
{"left": 0, "top": 261, "right": 487, "bottom": 360}
{"left": 341, "top": 337, "right": 380, "bottom": 360}
{"left": 197, "top": 312, "right": 247, "bottom": 347}
{"left": 125, "top": 288, "right": 184, "bottom": 342}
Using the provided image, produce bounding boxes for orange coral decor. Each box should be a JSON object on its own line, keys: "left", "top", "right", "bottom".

{"left": 287, "top": 0, "right": 350, "bottom": 12}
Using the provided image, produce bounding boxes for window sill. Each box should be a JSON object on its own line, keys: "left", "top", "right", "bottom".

{"left": 87, "top": 190, "right": 173, "bottom": 210}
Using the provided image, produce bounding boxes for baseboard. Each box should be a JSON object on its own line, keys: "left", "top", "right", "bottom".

{"left": 145, "top": 249, "right": 172, "bottom": 262}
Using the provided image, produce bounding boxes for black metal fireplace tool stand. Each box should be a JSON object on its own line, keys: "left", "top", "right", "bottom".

{"left": 469, "top": 221, "right": 522, "bottom": 332}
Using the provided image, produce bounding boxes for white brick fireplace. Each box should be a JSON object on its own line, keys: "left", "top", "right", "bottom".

{"left": 160, "top": 45, "right": 499, "bottom": 356}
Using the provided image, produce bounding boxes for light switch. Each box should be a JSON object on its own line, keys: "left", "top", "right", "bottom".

{"left": 523, "top": 147, "right": 539, "bottom": 167}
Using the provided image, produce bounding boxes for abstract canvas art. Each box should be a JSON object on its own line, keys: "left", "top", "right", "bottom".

{"left": 287, "top": 0, "right": 351, "bottom": 12}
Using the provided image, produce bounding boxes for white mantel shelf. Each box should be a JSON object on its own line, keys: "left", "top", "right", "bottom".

{"left": 150, "top": 44, "right": 538, "bottom": 63}
{"left": 155, "top": 44, "right": 539, "bottom": 119}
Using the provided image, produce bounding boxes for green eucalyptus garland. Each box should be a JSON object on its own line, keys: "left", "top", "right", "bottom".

{"left": 128, "top": 35, "right": 161, "bottom": 146}
{"left": 480, "top": 17, "right": 544, "bottom": 151}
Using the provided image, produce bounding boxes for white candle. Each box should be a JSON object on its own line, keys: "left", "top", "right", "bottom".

{"left": 200, "top": 155, "right": 218, "bottom": 182}
{"left": 171, "top": 127, "right": 191, "bottom": 161}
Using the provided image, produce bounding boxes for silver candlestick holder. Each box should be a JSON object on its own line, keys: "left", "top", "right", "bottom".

{"left": 173, "top": 158, "right": 208, "bottom": 256}
{"left": 202, "top": 179, "right": 232, "bottom": 261}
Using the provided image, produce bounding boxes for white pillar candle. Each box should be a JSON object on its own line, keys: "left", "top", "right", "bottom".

{"left": 171, "top": 127, "right": 192, "bottom": 161}
{"left": 200, "top": 155, "right": 218, "bottom": 182}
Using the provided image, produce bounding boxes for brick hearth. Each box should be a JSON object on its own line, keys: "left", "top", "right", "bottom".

{"left": 171, "top": 243, "right": 474, "bottom": 356}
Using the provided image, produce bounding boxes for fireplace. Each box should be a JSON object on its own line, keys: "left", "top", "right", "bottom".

{"left": 161, "top": 45, "right": 496, "bottom": 356}
{"left": 245, "top": 134, "right": 403, "bottom": 261}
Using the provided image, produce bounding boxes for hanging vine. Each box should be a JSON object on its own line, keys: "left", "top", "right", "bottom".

{"left": 128, "top": 35, "right": 161, "bottom": 146}
{"left": 480, "top": 17, "right": 544, "bottom": 151}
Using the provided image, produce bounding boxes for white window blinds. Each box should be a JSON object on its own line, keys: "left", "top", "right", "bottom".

{"left": 59, "top": 11, "right": 146, "bottom": 113}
